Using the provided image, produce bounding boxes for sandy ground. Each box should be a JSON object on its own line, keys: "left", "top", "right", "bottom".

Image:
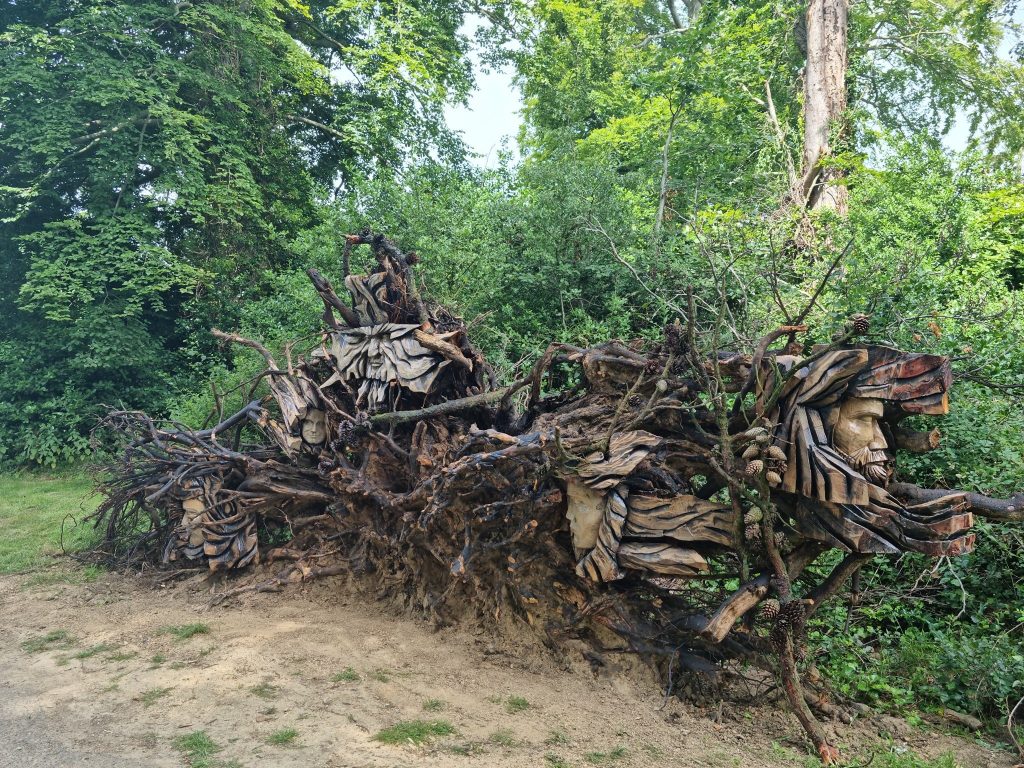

{"left": 0, "top": 567, "right": 1015, "bottom": 768}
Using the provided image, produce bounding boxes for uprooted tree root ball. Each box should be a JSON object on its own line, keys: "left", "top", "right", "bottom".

{"left": 90, "top": 232, "right": 1024, "bottom": 764}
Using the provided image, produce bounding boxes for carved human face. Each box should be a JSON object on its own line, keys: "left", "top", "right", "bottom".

{"left": 833, "top": 397, "right": 891, "bottom": 485}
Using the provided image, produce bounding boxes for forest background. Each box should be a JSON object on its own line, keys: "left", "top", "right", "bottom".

{"left": 2, "top": 0, "right": 1024, "bottom": 740}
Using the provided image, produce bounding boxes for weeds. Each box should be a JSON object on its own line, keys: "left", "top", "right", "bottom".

{"left": 584, "top": 746, "right": 628, "bottom": 764}
{"left": 505, "top": 695, "right": 530, "bottom": 713}
{"left": 137, "top": 687, "right": 173, "bottom": 707}
{"left": 173, "top": 731, "right": 220, "bottom": 768}
{"left": 331, "top": 667, "right": 360, "bottom": 682}
{"left": 249, "top": 682, "right": 279, "bottom": 699}
{"left": 488, "top": 729, "right": 518, "bottom": 747}
{"left": 20, "top": 629, "right": 74, "bottom": 653}
{"left": 267, "top": 727, "right": 298, "bottom": 746}
{"left": 422, "top": 698, "right": 446, "bottom": 712}
{"left": 162, "top": 623, "right": 210, "bottom": 640}
{"left": 373, "top": 720, "right": 456, "bottom": 745}
{"left": 73, "top": 643, "right": 117, "bottom": 660}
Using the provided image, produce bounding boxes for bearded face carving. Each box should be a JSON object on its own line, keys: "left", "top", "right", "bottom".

{"left": 832, "top": 397, "right": 892, "bottom": 486}
{"left": 760, "top": 346, "right": 974, "bottom": 556}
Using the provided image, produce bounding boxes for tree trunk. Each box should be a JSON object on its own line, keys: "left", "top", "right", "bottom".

{"left": 802, "top": 0, "right": 849, "bottom": 213}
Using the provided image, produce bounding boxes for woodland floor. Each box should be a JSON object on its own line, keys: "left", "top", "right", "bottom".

{"left": 0, "top": 562, "right": 1017, "bottom": 768}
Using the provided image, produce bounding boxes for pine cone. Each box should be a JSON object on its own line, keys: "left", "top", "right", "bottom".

{"left": 742, "top": 444, "right": 761, "bottom": 461}
{"left": 745, "top": 459, "right": 764, "bottom": 476}
{"left": 774, "top": 531, "right": 787, "bottom": 550}
{"left": 759, "top": 599, "right": 781, "bottom": 622}
{"left": 766, "top": 445, "right": 787, "bottom": 462}
{"left": 744, "top": 509, "right": 763, "bottom": 525}
{"left": 644, "top": 358, "right": 662, "bottom": 375}
{"left": 765, "top": 470, "right": 783, "bottom": 485}
{"left": 745, "top": 523, "right": 762, "bottom": 541}
{"left": 628, "top": 394, "right": 644, "bottom": 407}
{"left": 851, "top": 313, "right": 870, "bottom": 334}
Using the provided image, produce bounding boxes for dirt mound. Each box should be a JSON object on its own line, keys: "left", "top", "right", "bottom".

{"left": 0, "top": 567, "right": 1011, "bottom": 768}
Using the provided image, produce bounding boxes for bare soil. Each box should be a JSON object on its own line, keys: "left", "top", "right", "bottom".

{"left": 0, "top": 567, "right": 1013, "bottom": 768}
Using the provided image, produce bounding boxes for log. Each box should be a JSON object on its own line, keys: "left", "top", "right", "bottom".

{"left": 890, "top": 482, "right": 1024, "bottom": 522}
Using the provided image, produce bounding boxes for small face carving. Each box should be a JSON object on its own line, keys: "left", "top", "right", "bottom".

{"left": 833, "top": 397, "right": 891, "bottom": 485}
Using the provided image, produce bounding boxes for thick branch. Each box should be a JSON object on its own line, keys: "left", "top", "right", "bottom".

{"left": 893, "top": 426, "right": 941, "bottom": 453}
{"left": 699, "top": 542, "right": 825, "bottom": 643}
{"left": 890, "top": 482, "right": 1024, "bottom": 522}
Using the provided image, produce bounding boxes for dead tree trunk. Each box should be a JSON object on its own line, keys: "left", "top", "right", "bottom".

{"left": 801, "top": 0, "right": 849, "bottom": 213}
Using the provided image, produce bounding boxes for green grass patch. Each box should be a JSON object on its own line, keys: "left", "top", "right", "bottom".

{"left": 173, "top": 731, "right": 220, "bottom": 768}
{"left": 107, "top": 650, "right": 137, "bottom": 662}
{"left": 249, "top": 682, "right": 279, "bottom": 699}
{"left": 0, "top": 475, "right": 100, "bottom": 573}
{"left": 331, "top": 667, "right": 360, "bottom": 682}
{"left": 137, "top": 687, "right": 173, "bottom": 707}
{"left": 584, "top": 746, "right": 628, "bottom": 764}
{"left": 545, "top": 729, "right": 570, "bottom": 745}
{"left": 20, "top": 629, "right": 75, "bottom": 653}
{"left": 149, "top": 653, "right": 166, "bottom": 666}
{"left": 266, "top": 727, "right": 298, "bottom": 746}
{"left": 162, "top": 622, "right": 210, "bottom": 640}
{"left": 23, "top": 564, "right": 103, "bottom": 587}
{"left": 505, "top": 695, "right": 530, "bottom": 713}
{"left": 72, "top": 642, "right": 118, "bottom": 660}
{"left": 422, "top": 698, "right": 446, "bottom": 712}
{"left": 545, "top": 754, "right": 571, "bottom": 768}
{"left": 373, "top": 719, "right": 456, "bottom": 746}
{"left": 370, "top": 668, "right": 391, "bottom": 682}
{"left": 488, "top": 728, "right": 518, "bottom": 747}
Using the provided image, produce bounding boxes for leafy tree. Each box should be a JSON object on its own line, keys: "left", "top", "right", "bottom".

{"left": 0, "top": 0, "right": 477, "bottom": 465}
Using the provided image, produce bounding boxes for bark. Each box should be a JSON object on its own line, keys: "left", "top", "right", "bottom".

{"left": 802, "top": 0, "right": 849, "bottom": 213}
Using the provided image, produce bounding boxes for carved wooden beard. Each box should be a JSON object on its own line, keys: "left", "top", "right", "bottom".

{"left": 843, "top": 446, "right": 892, "bottom": 486}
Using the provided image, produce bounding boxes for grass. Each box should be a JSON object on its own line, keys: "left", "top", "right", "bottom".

{"left": 545, "top": 754, "right": 571, "bottom": 768}
{"left": 107, "top": 650, "right": 137, "bottom": 662}
{"left": 545, "top": 729, "right": 570, "bottom": 745}
{"left": 23, "top": 564, "right": 103, "bottom": 587}
{"left": 150, "top": 653, "right": 166, "bottom": 666}
{"left": 488, "top": 728, "right": 518, "bottom": 747}
{"left": 373, "top": 719, "right": 456, "bottom": 746}
{"left": 72, "top": 642, "right": 118, "bottom": 660}
{"left": 249, "top": 682, "right": 279, "bottom": 699}
{"left": 370, "top": 668, "right": 391, "bottom": 682}
{"left": 422, "top": 698, "right": 446, "bottom": 712}
{"left": 584, "top": 746, "right": 628, "bottom": 764}
{"left": 505, "top": 695, "right": 530, "bottom": 713}
{"left": 162, "top": 622, "right": 210, "bottom": 640}
{"left": 173, "top": 731, "right": 220, "bottom": 768}
{"left": 137, "top": 687, "right": 173, "bottom": 707}
{"left": 330, "top": 667, "right": 360, "bottom": 682}
{"left": 20, "top": 629, "right": 75, "bottom": 653}
{"left": 0, "top": 474, "right": 100, "bottom": 573}
{"left": 266, "top": 727, "right": 298, "bottom": 746}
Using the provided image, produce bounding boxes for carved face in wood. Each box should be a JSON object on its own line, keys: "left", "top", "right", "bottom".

{"left": 754, "top": 346, "right": 974, "bottom": 556}
{"left": 329, "top": 324, "right": 449, "bottom": 411}
{"left": 831, "top": 397, "right": 892, "bottom": 486}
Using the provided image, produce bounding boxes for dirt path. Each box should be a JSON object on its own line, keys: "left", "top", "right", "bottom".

{"left": 0, "top": 568, "right": 1013, "bottom": 768}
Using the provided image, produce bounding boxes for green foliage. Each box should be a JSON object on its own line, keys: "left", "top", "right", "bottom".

{"left": 0, "top": 0, "right": 476, "bottom": 466}
{"left": 372, "top": 719, "right": 456, "bottom": 745}
{"left": 266, "top": 727, "right": 298, "bottom": 746}
{"left": 162, "top": 623, "right": 211, "bottom": 641}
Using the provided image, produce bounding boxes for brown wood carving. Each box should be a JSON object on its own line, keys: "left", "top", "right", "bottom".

{"left": 92, "top": 231, "right": 1020, "bottom": 753}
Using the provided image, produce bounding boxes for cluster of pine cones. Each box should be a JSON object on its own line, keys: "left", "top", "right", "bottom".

{"left": 758, "top": 598, "right": 809, "bottom": 660}
{"left": 739, "top": 423, "right": 788, "bottom": 486}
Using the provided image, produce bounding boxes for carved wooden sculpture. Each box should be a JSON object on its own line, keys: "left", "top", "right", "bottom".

{"left": 92, "top": 232, "right": 1021, "bottom": 763}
